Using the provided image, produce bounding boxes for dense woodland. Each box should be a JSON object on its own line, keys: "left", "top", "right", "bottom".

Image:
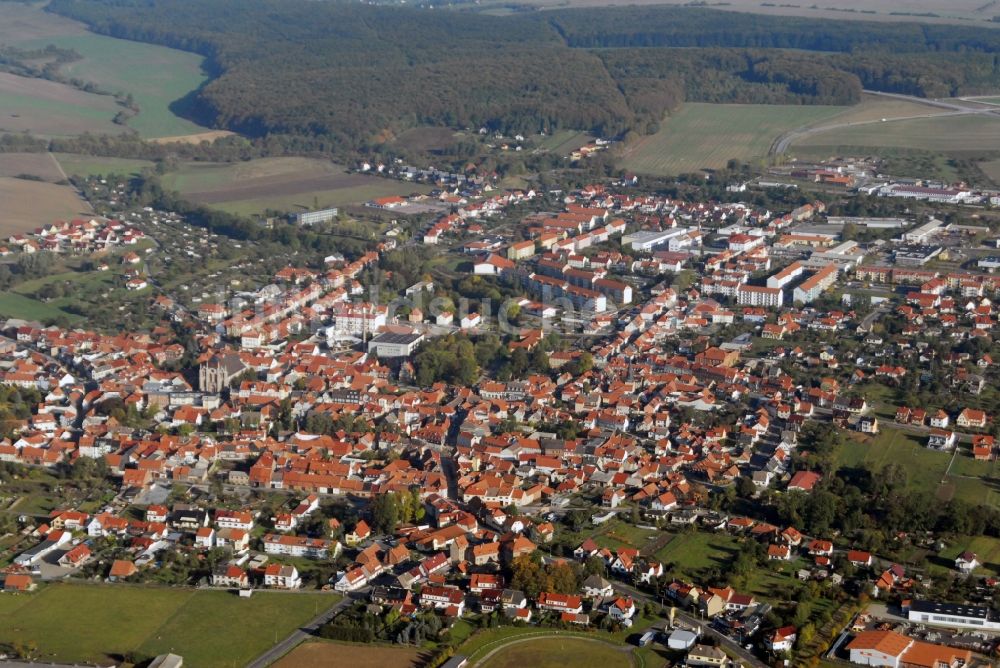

{"left": 43, "top": 0, "right": 1000, "bottom": 149}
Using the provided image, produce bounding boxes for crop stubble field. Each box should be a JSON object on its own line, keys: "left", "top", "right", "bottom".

{"left": 160, "top": 157, "right": 433, "bottom": 215}
{"left": 0, "top": 177, "right": 91, "bottom": 235}
{"left": 273, "top": 641, "right": 426, "bottom": 668}
{"left": 792, "top": 113, "right": 1000, "bottom": 153}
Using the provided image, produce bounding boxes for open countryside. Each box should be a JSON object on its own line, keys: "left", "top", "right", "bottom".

{"left": 0, "top": 177, "right": 91, "bottom": 235}
{"left": 619, "top": 103, "right": 851, "bottom": 175}
{"left": 0, "top": 3, "right": 212, "bottom": 138}
{"left": 160, "top": 157, "right": 433, "bottom": 215}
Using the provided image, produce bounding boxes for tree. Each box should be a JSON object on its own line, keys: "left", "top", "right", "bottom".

{"left": 371, "top": 493, "right": 399, "bottom": 534}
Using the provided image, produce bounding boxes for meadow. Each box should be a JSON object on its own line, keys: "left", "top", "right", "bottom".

{"left": 160, "top": 158, "right": 432, "bottom": 216}
{"left": 0, "top": 3, "right": 212, "bottom": 138}
{"left": 792, "top": 112, "right": 1000, "bottom": 153}
{"left": 618, "top": 103, "right": 849, "bottom": 175}
{"left": 0, "top": 583, "right": 327, "bottom": 666}
{"left": 53, "top": 153, "right": 155, "bottom": 179}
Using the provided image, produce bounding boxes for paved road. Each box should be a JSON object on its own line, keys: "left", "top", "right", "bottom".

{"left": 769, "top": 90, "right": 1000, "bottom": 156}
{"left": 246, "top": 591, "right": 360, "bottom": 668}
{"left": 611, "top": 581, "right": 768, "bottom": 668}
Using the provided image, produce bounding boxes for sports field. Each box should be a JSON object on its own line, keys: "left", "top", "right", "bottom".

{"left": 0, "top": 583, "right": 329, "bottom": 666}
{"left": 0, "top": 177, "right": 91, "bottom": 235}
{"left": 478, "top": 636, "right": 632, "bottom": 668}
{"left": 618, "top": 103, "right": 849, "bottom": 175}
{"left": 160, "top": 157, "right": 431, "bottom": 216}
{"left": 0, "top": 4, "right": 211, "bottom": 138}
{"left": 273, "top": 641, "right": 426, "bottom": 668}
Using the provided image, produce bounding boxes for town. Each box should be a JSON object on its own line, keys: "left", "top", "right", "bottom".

{"left": 2, "top": 151, "right": 1000, "bottom": 668}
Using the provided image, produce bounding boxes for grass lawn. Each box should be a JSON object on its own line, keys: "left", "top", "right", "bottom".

{"left": 938, "top": 536, "right": 1000, "bottom": 575}
{"left": 654, "top": 531, "right": 741, "bottom": 577}
{"left": 0, "top": 583, "right": 329, "bottom": 666}
{"left": 0, "top": 292, "right": 82, "bottom": 324}
{"left": 618, "top": 102, "right": 848, "bottom": 175}
{"left": 835, "top": 427, "right": 1000, "bottom": 508}
{"left": 477, "top": 636, "right": 632, "bottom": 668}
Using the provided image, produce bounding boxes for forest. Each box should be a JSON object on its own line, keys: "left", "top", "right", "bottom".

{"left": 44, "top": 0, "right": 1000, "bottom": 149}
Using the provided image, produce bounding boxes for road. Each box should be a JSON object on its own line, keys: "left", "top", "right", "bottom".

{"left": 769, "top": 90, "right": 1000, "bottom": 156}
{"left": 246, "top": 590, "right": 360, "bottom": 668}
{"left": 611, "top": 581, "right": 768, "bottom": 668}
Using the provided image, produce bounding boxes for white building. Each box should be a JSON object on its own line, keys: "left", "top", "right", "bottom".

{"left": 736, "top": 285, "right": 783, "bottom": 308}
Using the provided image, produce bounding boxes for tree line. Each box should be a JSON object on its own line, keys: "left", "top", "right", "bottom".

{"left": 46, "top": 0, "right": 1000, "bottom": 151}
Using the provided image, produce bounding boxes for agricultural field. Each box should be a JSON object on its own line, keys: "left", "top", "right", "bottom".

{"left": 273, "top": 641, "right": 427, "bottom": 668}
{"left": 0, "top": 72, "right": 125, "bottom": 137}
{"left": 791, "top": 113, "right": 1000, "bottom": 154}
{"left": 0, "top": 583, "right": 327, "bottom": 667}
{"left": 0, "top": 3, "right": 211, "bottom": 138}
{"left": 618, "top": 103, "right": 849, "bottom": 175}
{"left": 160, "top": 157, "right": 432, "bottom": 216}
{"left": 0, "top": 153, "right": 65, "bottom": 181}
{"left": 53, "top": 153, "right": 155, "bottom": 179}
{"left": 0, "top": 177, "right": 91, "bottom": 236}
{"left": 485, "top": 0, "right": 999, "bottom": 28}
{"left": 478, "top": 636, "right": 633, "bottom": 668}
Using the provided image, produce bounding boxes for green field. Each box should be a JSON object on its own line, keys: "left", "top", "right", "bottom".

{"left": 54, "top": 153, "right": 155, "bottom": 178}
{"left": 938, "top": 536, "right": 1000, "bottom": 575}
{"left": 0, "top": 583, "right": 329, "bottom": 666}
{"left": 478, "top": 637, "right": 632, "bottom": 668}
{"left": 0, "top": 4, "right": 211, "bottom": 138}
{"left": 835, "top": 428, "right": 1000, "bottom": 507}
{"left": 654, "top": 530, "right": 742, "bottom": 577}
{"left": 793, "top": 113, "right": 1000, "bottom": 153}
{"left": 619, "top": 103, "right": 849, "bottom": 175}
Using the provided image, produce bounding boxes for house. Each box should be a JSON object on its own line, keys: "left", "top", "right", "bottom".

{"left": 109, "top": 559, "right": 138, "bottom": 581}
{"left": 929, "top": 410, "right": 950, "bottom": 428}
{"left": 346, "top": 520, "right": 370, "bottom": 546}
{"left": 955, "top": 551, "right": 979, "bottom": 574}
{"left": 264, "top": 563, "right": 301, "bottom": 589}
{"left": 847, "top": 550, "right": 873, "bottom": 568}
{"left": 957, "top": 408, "right": 988, "bottom": 429}
{"left": 847, "top": 629, "right": 972, "bottom": 668}
{"left": 536, "top": 592, "right": 583, "bottom": 614}
{"left": 767, "top": 626, "right": 797, "bottom": 652}
{"left": 767, "top": 544, "right": 791, "bottom": 561}
{"left": 927, "top": 428, "right": 956, "bottom": 450}
{"left": 212, "top": 564, "right": 249, "bottom": 588}
{"left": 607, "top": 596, "right": 636, "bottom": 621}
{"left": 582, "top": 574, "right": 614, "bottom": 598}
{"left": 3, "top": 573, "right": 34, "bottom": 592}
{"left": 686, "top": 643, "right": 729, "bottom": 667}
{"left": 787, "top": 470, "right": 821, "bottom": 492}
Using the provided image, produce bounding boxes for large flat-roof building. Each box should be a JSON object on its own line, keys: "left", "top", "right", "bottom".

{"left": 368, "top": 331, "right": 425, "bottom": 357}
{"left": 906, "top": 599, "right": 1000, "bottom": 631}
{"left": 293, "top": 208, "right": 339, "bottom": 225}
{"left": 622, "top": 228, "right": 690, "bottom": 252}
